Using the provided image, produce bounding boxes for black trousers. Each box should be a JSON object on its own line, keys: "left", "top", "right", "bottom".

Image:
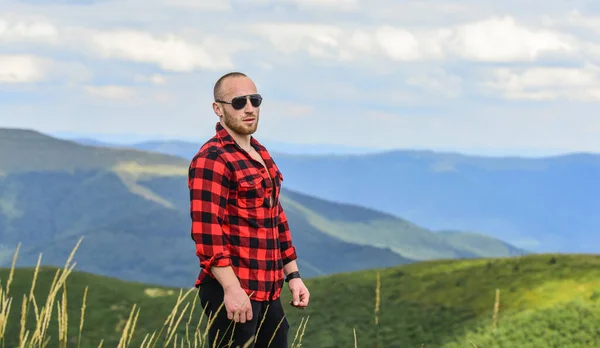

{"left": 198, "top": 279, "right": 290, "bottom": 348}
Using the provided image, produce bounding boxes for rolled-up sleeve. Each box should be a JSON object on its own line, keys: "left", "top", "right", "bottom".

{"left": 277, "top": 202, "right": 297, "bottom": 265}
{"left": 188, "top": 150, "right": 232, "bottom": 270}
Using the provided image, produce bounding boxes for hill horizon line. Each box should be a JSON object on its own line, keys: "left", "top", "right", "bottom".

{"left": 1, "top": 126, "right": 597, "bottom": 160}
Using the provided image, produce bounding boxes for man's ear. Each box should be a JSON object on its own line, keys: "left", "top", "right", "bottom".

{"left": 212, "top": 102, "right": 222, "bottom": 117}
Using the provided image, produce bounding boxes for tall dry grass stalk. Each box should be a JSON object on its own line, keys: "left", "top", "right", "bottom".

{"left": 0, "top": 237, "right": 314, "bottom": 348}
{"left": 492, "top": 288, "right": 500, "bottom": 332}
{"left": 374, "top": 271, "right": 381, "bottom": 348}
{"left": 375, "top": 272, "right": 380, "bottom": 326}
{"left": 290, "top": 315, "right": 309, "bottom": 347}
{"left": 78, "top": 286, "right": 87, "bottom": 348}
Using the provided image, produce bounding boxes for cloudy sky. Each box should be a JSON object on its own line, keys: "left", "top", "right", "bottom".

{"left": 1, "top": 0, "right": 599, "bottom": 156}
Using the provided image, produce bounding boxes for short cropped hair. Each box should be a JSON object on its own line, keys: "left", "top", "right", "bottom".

{"left": 213, "top": 72, "right": 247, "bottom": 101}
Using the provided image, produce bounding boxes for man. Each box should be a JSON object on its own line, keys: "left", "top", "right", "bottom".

{"left": 188, "top": 72, "right": 310, "bottom": 348}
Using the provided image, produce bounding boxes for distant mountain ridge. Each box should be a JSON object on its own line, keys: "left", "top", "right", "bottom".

{"left": 0, "top": 127, "right": 526, "bottom": 288}
{"left": 269, "top": 149, "right": 600, "bottom": 253}
{"left": 58, "top": 135, "right": 600, "bottom": 254}
{"left": 66, "top": 135, "right": 382, "bottom": 157}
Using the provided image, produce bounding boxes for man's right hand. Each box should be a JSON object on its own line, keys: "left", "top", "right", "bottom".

{"left": 223, "top": 285, "right": 253, "bottom": 323}
{"left": 211, "top": 265, "right": 253, "bottom": 323}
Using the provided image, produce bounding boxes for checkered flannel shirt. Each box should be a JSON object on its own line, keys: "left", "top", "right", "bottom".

{"left": 188, "top": 122, "right": 298, "bottom": 301}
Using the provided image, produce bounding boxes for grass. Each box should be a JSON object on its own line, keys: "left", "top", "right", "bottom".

{"left": 0, "top": 237, "right": 313, "bottom": 347}
{"left": 0, "top": 238, "right": 599, "bottom": 347}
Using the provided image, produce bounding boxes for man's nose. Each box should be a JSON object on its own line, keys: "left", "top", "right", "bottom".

{"left": 243, "top": 96, "right": 255, "bottom": 112}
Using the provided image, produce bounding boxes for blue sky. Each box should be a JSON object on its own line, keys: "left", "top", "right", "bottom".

{"left": 1, "top": 0, "right": 599, "bottom": 156}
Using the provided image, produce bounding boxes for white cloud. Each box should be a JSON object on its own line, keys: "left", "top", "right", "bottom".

{"left": 86, "top": 29, "right": 234, "bottom": 72}
{"left": 250, "top": 23, "right": 345, "bottom": 59}
{"left": 250, "top": 22, "right": 388, "bottom": 62}
{"left": 444, "top": 16, "right": 576, "bottom": 62}
{"left": 0, "top": 13, "right": 240, "bottom": 74}
{"left": 484, "top": 64, "right": 600, "bottom": 101}
{"left": 0, "top": 55, "right": 48, "bottom": 83}
{"left": 0, "top": 16, "right": 59, "bottom": 44}
{"left": 0, "top": 54, "right": 91, "bottom": 85}
{"left": 375, "top": 16, "right": 579, "bottom": 62}
{"left": 375, "top": 26, "right": 442, "bottom": 61}
{"left": 251, "top": 15, "right": 582, "bottom": 65}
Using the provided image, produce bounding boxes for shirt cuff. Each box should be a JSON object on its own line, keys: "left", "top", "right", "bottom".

{"left": 281, "top": 246, "right": 297, "bottom": 265}
{"left": 200, "top": 252, "right": 232, "bottom": 270}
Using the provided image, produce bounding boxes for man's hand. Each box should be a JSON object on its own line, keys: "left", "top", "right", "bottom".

{"left": 211, "top": 266, "right": 253, "bottom": 323}
{"left": 288, "top": 278, "right": 310, "bottom": 309}
{"left": 223, "top": 285, "right": 253, "bottom": 323}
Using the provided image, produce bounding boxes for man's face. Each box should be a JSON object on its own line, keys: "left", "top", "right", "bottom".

{"left": 215, "top": 76, "right": 261, "bottom": 136}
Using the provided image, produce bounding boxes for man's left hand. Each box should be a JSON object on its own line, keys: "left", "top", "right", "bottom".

{"left": 288, "top": 278, "right": 310, "bottom": 309}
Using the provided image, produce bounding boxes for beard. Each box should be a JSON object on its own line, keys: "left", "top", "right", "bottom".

{"left": 222, "top": 110, "right": 259, "bottom": 136}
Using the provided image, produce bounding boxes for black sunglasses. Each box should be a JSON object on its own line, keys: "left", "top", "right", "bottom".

{"left": 216, "top": 94, "right": 262, "bottom": 110}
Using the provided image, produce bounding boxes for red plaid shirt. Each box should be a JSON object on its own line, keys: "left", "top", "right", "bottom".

{"left": 188, "top": 122, "right": 298, "bottom": 301}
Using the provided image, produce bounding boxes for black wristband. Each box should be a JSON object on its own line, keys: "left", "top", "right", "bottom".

{"left": 285, "top": 271, "right": 301, "bottom": 282}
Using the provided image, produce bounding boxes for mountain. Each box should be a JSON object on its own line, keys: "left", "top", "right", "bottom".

{"left": 0, "top": 127, "right": 525, "bottom": 289}
{"left": 58, "top": 134, "right": 381, "bottom": 158}
{"left": 75, "top": 137, "right": 600, "bottom": 254}
{"left": 1, "top": 251, "right": 598, "bottom": 347}
{"left": 271, "top": 150, "right": 600, "bottom": 254}
{"left": 131, "top": 139, "right": 382, "bottom": 157}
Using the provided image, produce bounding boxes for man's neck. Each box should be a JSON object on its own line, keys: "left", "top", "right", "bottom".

{"left": 233, "top": 134, "right": 252, "bottom": 151}
{"left": 221, "top": 121, "right": 252, "bottom": 150}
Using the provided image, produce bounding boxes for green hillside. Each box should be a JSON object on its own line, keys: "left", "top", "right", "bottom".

{"left": 0, "top": 246, "right": 598, "bottom": 347}
{"left": 295, "top": 253, "right": 600, "bottom": 347}
{"left": 282, "top": 189, "right": 525, "bottom": 261}
{"left": 0, "top": 127, "right": 525, "bottom": 289}
{"left": 0, "top": 169, "right": 408, "bottom": 287}
{"left": 0, "top": 128, "right": 187, "bottom": 173}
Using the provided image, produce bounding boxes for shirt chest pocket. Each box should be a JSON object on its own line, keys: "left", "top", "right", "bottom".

{"left": 237, "top": 174, "right": 266, "bottom": 209}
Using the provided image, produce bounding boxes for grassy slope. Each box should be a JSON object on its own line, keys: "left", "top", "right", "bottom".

{"left": 288, "top": 253, "right": 600, "bottom": 347}
{"left": 0, "top": 253, "right": 598, "bottom": 347}
{"left": 0, "top": 265, "right": 188, "bottom": 347}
